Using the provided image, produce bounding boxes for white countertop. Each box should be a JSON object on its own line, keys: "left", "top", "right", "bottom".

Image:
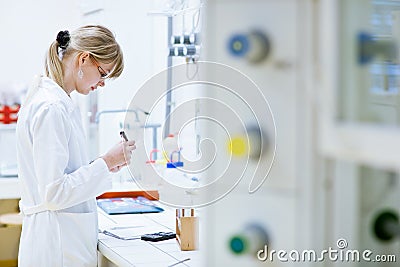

{"left": 97, "top": 205, "right": 203, "bottom": 267}
{"left": 0, "top": 177, "right": 20, "bottom": 199}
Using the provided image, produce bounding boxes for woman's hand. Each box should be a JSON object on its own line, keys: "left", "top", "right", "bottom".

{"left": 101, "top": 140, "right": 136, "bottom": 171}
{"left": 109, "top": 162, "right": 128, "bottom": 173}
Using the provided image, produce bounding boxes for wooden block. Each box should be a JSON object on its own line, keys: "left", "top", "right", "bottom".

{"left": 175, "top": 209, "right": 198, "bottom": 251}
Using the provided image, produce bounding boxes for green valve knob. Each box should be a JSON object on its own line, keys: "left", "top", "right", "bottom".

{"left": 228, "top": 224, "right": 269, "bottom": 256}
{"left": 229, "top": 235, "right": 248, "bottom": 254}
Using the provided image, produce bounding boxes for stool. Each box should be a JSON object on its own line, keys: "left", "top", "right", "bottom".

{"left": 0, "top": 213, "right": 22, "bottom": 267}
{"left": 0, "top": 213, "right": 22, "bottom": 226}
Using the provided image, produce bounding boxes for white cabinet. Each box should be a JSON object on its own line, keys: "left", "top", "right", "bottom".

{"left": 320, "top": 0, "right": 400, "bottom": 170}
{"left": 0, "top": 124, "right": 17, "bottom": 178}
{"left": 0, "top": 124, "right": 19, "bottom": 199}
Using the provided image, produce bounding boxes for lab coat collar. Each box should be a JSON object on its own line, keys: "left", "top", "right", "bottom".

{"left": 41, "top": 76, "right": 76, "bottom": 114}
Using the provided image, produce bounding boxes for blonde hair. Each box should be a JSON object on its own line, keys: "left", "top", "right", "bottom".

{"left": 45, "top": 25, "right": 124, "bottom": 88}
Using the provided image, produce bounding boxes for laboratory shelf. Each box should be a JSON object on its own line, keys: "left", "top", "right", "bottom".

{"left": 0, "top": 124, "right": 16, "bottom": 131}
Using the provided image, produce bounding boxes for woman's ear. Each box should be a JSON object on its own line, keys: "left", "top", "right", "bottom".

{"left": 78, "top": 52, "right": 90, "bottom": 66}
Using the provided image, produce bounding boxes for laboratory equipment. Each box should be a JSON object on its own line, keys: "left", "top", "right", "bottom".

{"left": 162, "top": 133, "right": 184, "bottom": 168}
{"left": 0, "top": 104, "right": 19, "bottom": 124}
{"left": 176, "top": 208, "right": 198, "bottom": 251}
{"left": 200, "top": 0, "right": 321, "bottom": 266}
{"left": 319, "top": 1, "right": 400, "bottom": 266}
{"left": 95, "top": 109, "right": 149, "bottom": 124}
{"left": 141, "top": 231, "right": 176, "bottom": 242}
{"left": 120, "top": 131, "right": 128, "bottom": 142}
{"left": 228, "top": 125, "right": 264, "bottom": 160}
{"left": 148, "top": 0, "right": 203, "bottom": 138}
{"left": 166, "top": 150, "right": 184, "bottom": 168}
{"left": 198, "top": 1, "right": 400, "bottom": 265}
{"left": 146, "top": 149, "right": 163, "bottom": 164}
{"left": 228, "top": 223, "right": 269, "bottom": 257}
{"left": 373, "top": 210, "right": 400, "bottom": 242}
{"left": 227, "top": 30, "right": 270, "bottom": 64}
{"left": 320, "top": 0, "right": 400, "bottom": 169}
{"left": 93, "top": 108, "right": 161, "bottom": 186}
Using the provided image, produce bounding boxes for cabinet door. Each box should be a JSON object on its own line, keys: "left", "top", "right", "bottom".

{"left": 320, "top": 0, "right": 400, "bottom": 169}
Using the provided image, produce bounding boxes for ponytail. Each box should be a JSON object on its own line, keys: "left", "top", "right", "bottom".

{"left": 45, "top": 41, "right": 65, "bottom": 88}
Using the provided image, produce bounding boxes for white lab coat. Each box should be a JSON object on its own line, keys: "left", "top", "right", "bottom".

{"left": 16, "top": 76, "right": 112, "bottom": 267}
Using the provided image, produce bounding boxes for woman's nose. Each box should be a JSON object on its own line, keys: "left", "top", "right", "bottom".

{"left": 97, "top": 80, "right": 105, "bottom": 87}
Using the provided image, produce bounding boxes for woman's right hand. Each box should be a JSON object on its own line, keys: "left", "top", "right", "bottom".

{"left": 100, "top": 140, "right": 136, "bottom": 171}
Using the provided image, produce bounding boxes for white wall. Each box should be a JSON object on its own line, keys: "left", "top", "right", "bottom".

{"left": 0, "top": 0, "right": 82, "bottom": 84}
{"left": 82, "top": 1, "right": 168, "bottom": 183}
{"left": 0, "top": 0, "right": 182, "bottom": 183}
{"left": 96, "top": 1, "right": 164, "bottom": 112}
{"left": 0, "top": 0, "right": 82, "bottom": 176}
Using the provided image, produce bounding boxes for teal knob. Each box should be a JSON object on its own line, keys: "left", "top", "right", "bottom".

{"left": 229, "top": 235, "right": 247, "bottom": 254}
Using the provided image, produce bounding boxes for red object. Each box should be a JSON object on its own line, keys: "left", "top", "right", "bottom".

{"left": 146, "top": 149, "right": 161, "bottom": 164}
{"left": 96, "top": 190, "right": 159, "bottom": 200}
{"left": 0, "top": 104, "right": 20, "bottom": 124}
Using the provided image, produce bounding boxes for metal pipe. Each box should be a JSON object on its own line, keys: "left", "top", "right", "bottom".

{"left": 164, "top": 16, "right": 173, "bottom": 138}
{"left": 94, "top": 108, "right": 160, "bottom": 149}
{"left": 95, "top": 109, "right": 142, "bottom": 124}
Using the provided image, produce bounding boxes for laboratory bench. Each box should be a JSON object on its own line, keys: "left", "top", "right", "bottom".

{"left": 0, "top": 179, "right": 204, "bottom": 266}
{"left": 0, "top": 178, "right": 19, "bottom": 200}
{"left": 97, "top": 202, "right": 203, "bottom": 267}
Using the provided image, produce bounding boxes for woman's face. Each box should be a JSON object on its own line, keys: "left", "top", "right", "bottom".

{"left": 75, "top": 54, "right": 114, "bottom": 95}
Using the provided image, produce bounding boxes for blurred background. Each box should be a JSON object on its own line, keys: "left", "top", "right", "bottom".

{"left": 0, "top": 0, "right": 400, "bottom": 266}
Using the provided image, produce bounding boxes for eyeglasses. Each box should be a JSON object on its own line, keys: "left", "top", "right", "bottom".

{"left": 90, "top": 56, "right": 109, "bottom": 79}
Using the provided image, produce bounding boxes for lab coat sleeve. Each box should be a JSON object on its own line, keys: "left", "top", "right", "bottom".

{"left": 31, "top": 103, "right": 112, "bottom": 211}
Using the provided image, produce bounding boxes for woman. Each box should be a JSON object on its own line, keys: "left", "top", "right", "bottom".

{"left": 16, "top": 25, "right": 135, "bottom": 266}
